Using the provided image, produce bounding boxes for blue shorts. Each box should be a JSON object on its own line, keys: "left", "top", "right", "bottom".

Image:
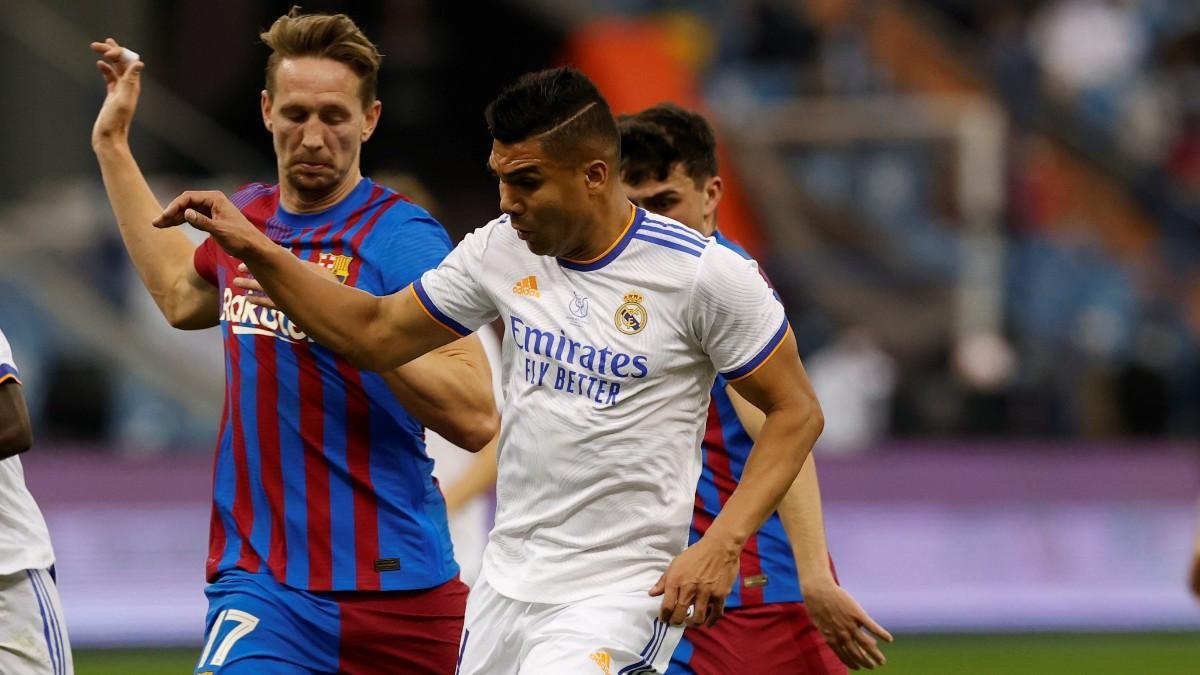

{"left": 194, "top": 569, "right": 467, "bottom": 675}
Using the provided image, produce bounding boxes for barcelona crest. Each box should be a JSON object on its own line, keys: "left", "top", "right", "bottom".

{"left": 317, "top": 252, "right": 354, "bottom": 283}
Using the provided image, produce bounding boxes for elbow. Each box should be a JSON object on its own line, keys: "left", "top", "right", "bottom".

{"left": 0, "top": 427, "right": 32, "bottom": 459}
{"left": 806, "top": 396, "right": 825, "bottom": 441}
{"left": 346, "top": 345, "right": 390, "bottom": 373}
{"left": 457, "top": 410, "right": 500, "bottom": 453}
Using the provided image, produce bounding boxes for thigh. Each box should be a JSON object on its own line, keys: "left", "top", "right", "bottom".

{"left": 454, "top": 575, "right": 523, "bottom": 675}
{"left": 195, "top": 571, "right": 339, "bottom": 675}
{"left": 0, "top": 568, "right": 71, "bottom": 675}
{"left": 670, "top": 604, "right": 846, "bottom": 675}
{"left": 521, "top": 592, "right": 683, "bottom": 675}
{"left": 333, "top": 576, "right": 468, "bottom": 675}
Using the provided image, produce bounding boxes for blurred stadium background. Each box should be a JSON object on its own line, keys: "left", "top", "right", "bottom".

{"left": 4, "top": 0, "right": 1200, "bottom": 672}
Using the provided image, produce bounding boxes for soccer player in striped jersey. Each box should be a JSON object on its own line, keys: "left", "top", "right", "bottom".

{"left": 618, "top": 104, "right": 892, "bottom": 673}
{"left": 152, "top": 66, "right": 824, "bottom": 675}
{"left": 0, "top": 328, "right": 73, "bottom": 675}
{"left": 90, "top": 10, "right": 498, "bottom": 674}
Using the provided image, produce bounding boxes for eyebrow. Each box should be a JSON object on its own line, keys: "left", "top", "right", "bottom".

{"left": 641, "top": 188, "right": 678, "bottom": 201}
{"left": 487, "top": 162, "right": 542, "bottom": 181}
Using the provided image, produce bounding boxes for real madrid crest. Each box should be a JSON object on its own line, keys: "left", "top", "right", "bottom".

{"left": 614, "top": 292, "right": 648, "bottom": 335}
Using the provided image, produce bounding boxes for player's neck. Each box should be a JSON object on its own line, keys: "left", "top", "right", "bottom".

{"left": 572, "top": 199, "right": 634, "bottom": 260}
{"left": 279, "top": 169, "right": 363, "bottom": 214}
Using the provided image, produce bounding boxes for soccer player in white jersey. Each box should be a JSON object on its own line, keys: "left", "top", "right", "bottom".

{"left": 151, "top": 67, "right": 825, "bottom": 674}
{"left": 0, "top": 328, "right": 73, "bottom": 675}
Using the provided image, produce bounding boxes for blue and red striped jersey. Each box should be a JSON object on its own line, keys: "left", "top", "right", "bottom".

{"left": 689, "top": 231, "right": 817, "bottom": 608}
{"left": 193, "top": 178, "right": 458, "bottom": 592}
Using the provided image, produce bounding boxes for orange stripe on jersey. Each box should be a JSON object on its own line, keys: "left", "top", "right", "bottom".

{"left": 560, "top": 203, "right": 637, "bottom": 265}
{"left": 0, "top": 373, "right": 21, "bottom": 386}
{"left": 725, "top": 325, "right": 793, "bottom": 383}
{"left": 409, "top": 284, "right": 468, "bottom": 337}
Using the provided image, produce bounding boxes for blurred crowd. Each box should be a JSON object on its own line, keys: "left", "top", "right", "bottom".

{"left": 6, "top": 0, "right": 1199, "bottom": 453}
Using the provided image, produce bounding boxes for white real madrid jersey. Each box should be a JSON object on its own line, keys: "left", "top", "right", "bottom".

{"left": 414, "top": 206, "right": 788, "bottom": 603}
{"left": 0, "top": 328, "right": 55, "bottom": 575}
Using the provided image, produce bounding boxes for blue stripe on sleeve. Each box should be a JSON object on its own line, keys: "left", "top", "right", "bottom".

{"left": 721, "top": 317, "right": 790, "bottom": 381}
{"left": 412, "top": 279, "right": 472, "bottom": 337}
{"left": 631, "top": 234, "right": 703, "bottom": 257}
{"left": 0, "top": 363, "right": 20, "bottom": 384}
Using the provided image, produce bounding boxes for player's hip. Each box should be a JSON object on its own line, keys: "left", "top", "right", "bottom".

{"left": 196, "top": 569, "right": 467, "bottom": 674}
{"left": 456, "top": 571, "right": 684, "bottom": 675}
{"left": 667, "top": 602, "right": 846, "bottom": 675}
{"left": 0, "top": 566, "right": 73, "bottom": 675}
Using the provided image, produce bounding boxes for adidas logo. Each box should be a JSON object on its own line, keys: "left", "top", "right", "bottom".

{"left": 512, "top": 275, "right": 541, "bottom": 298}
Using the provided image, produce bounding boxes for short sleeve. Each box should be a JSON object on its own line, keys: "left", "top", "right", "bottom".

{"left": 691, "top": 244, "right": 790, "bottom": 382}
{"left": 193, "top": 238, "right": 220, "bottom": 287}
{"left": 0, "top": 329, "right": 20, "bottom": 384}
{"left": 377, "top": 213, "right": 454, "bottom": 294}
{"left": 411, "top": 221, "right": 500, "bottom": 337}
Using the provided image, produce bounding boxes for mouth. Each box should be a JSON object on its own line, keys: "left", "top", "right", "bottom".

{"left": 293, "top": 161, "right": 330, "bottom": 172}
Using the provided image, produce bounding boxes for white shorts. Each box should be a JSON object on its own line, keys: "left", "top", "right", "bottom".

{"left": 0, "top": 567, "right": 73, "bottom": 675}
{"left": 456, "top": 573, "right": 683, "bottom": 675}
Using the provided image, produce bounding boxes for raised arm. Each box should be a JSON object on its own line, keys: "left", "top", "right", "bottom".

{"left": 652, "top": 329, "right": 822, "bottom": 627}
{"left": 153, "top": 190, "right": 457, "bottom": 370}
{"left": 90, "top": 38, "right": 216, "bottom": 330}
{"left": 725, "top": 387, "right": 892, "bottom": 669}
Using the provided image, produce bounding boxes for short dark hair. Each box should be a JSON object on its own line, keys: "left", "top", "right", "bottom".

{"left": 261, "top": 7, "right": 383, "bottom": 108}
{"left": 484, "top": 67, "right": 620, "bottom": 164}
{"left": 617, "top": 103, "right": 719, "bottom": 187}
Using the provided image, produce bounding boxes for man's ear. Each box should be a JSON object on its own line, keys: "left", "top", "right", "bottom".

{"left": 703, "top": 175, "right": 724, "bottom": 220}
{"left": 261, "top": 90, "right": 273, "bottom": 132}
{"left": 361, "top": 99, "right": 382, "bottom": 142}
{"left": 584, "top": 159, "right": 609, "bottom": 191}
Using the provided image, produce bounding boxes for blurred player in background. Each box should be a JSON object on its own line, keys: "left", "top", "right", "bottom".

{"left": 0, "top": 328, "right": 73, "bottom": 674}
{"left": 151, "top": 66, "right": 823, "bottom": 674}
{"left": 89, "top": 9, "right": 497, "bottom": 674}
{"left": 618, "top": 103, "right": 892, "bottom": 673}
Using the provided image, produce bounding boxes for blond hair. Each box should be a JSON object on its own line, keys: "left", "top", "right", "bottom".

{"left": 261, "top": 7, "right": 383, "bottom": 108}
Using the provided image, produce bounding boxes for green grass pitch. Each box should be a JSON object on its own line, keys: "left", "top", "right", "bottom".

{"left": 74, "top": 633, "right": 1200, "bottom": 674}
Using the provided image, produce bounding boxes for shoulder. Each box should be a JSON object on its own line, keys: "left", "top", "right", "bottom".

{"left": 713, "top": 231, "right": 753, "bottom": 260}
{"left": 468, "top": 214, "right": 519, "bottom": 253}
{"left": 230, "top": 182, "right": 277, "bottom": 209}
{"left": 375, "top": 192, "right": 451, "bottom": 243}
{"left": 628, "top": 210, "right": 710, "bottom": 265}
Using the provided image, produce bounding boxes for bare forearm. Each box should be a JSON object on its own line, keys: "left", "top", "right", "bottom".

{"left": 242, "top": 244, "right": 386, "bottom": 366}
{"left": 381, "top": 337, "right": 499, "bottom": 451}
{"left": 442, "top": 434, "right": 499, "bottom": 515}
{"left": 94, "top": 143, "right": 205, "bottom": 321}
{"left": 240, "top": 243, "right": 445, "bottom": 371}
{"left": 706, "top": 403, "right": 821, "bottom": 549}
{"left": 777, "top": 455, "right": 836, "bottom": 585}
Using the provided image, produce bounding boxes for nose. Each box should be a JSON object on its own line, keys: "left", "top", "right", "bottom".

{"left": 499, "top": 184, "right": 524, "bottom": 218}
{"left": 300, "top": 119, "right": 325, "bottom": 152}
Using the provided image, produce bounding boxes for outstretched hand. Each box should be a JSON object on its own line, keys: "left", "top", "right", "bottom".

{"left": 91, "top": 37, "right": 143, "bottom": 146}
{"left": 154, "top": 191, "right": 272, "bottom": 262}
{"left": 802, "top": 580, "right": 893, "bottom": 670}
